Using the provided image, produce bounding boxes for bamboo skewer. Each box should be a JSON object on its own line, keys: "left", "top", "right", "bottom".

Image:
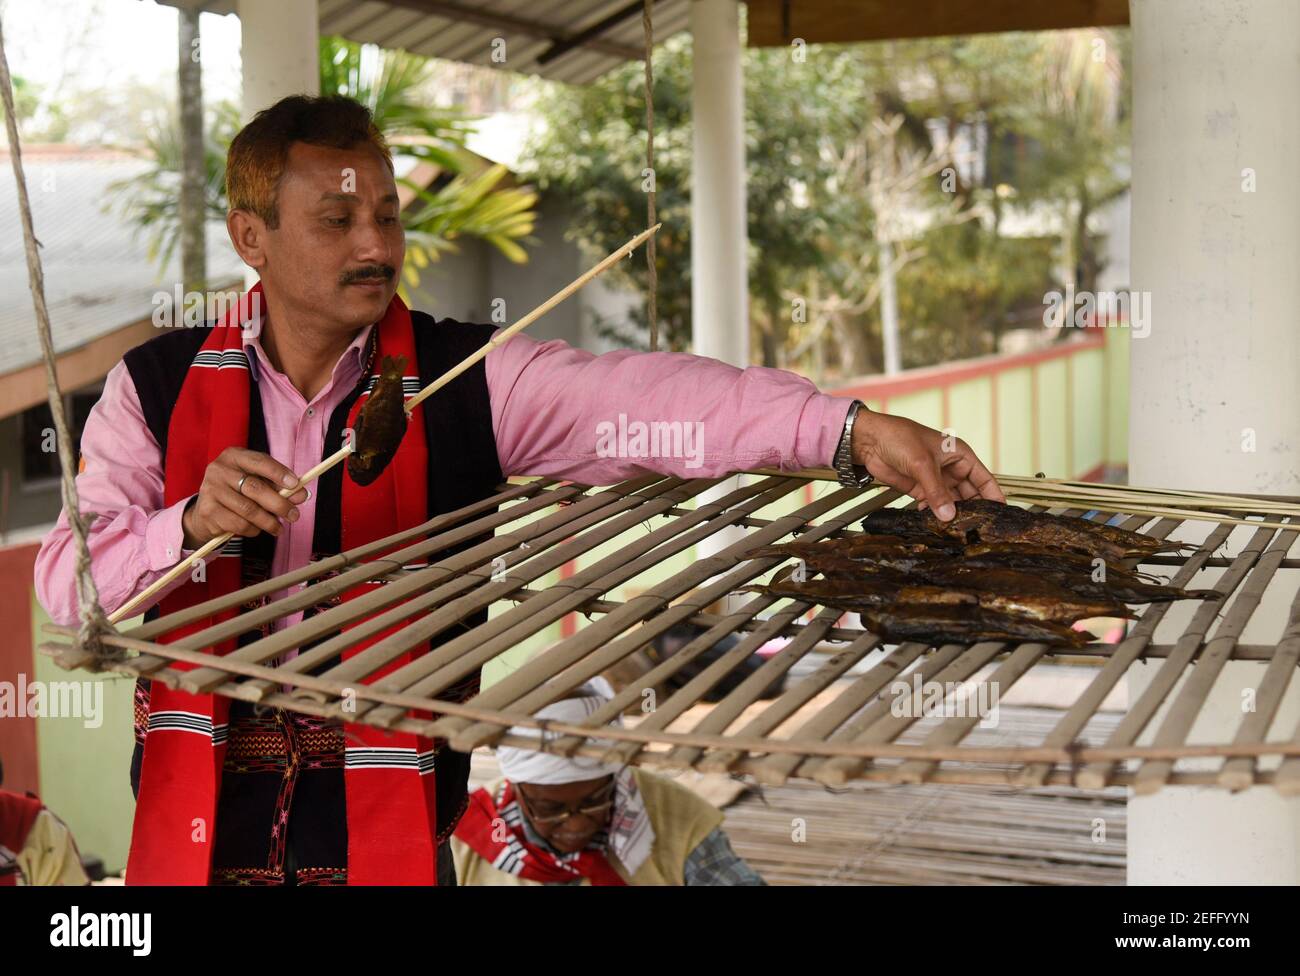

{"left": 995, "top": 474, "right": 1300, "bottom": 511}
{"left": 108, "top": 223, "right": 662, "bottom": 624}
{"left": 109, "top": 450, "right": 347, "bottom": 622}
{"left": 749, "top": 466, "right": 1300, "bottom": 526}
{"left": 998, "top": 494, "right": 1297, "bottom": 530}
{"left": 405, "top": 220, "right": 659, "bottom": 414}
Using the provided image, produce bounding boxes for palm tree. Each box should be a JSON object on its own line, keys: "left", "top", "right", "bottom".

{"left": 112, "top": 34, "right": 536, "bottom": 296}
{"left": 107, "top": 100, "right": 239, "bottom": 277}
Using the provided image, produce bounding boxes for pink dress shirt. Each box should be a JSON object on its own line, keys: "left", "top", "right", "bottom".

{"left": 35, "top": 323, "right": 852, "bottom": 628}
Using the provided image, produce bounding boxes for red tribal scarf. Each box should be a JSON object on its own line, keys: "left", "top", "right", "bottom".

{"left": 127, "top": 282, "right": 441, "bottom": 885}
{"left": 454, "top": 780, "right": 629, "bottom": 886}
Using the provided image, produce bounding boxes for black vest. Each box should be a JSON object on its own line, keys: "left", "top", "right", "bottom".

{"left": 122, "top": 311, "right": 504, "bottom": 868}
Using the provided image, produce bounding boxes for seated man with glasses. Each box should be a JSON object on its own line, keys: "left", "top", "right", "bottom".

{"left": 451, "top": 679, "right": 764, "bottom": 886}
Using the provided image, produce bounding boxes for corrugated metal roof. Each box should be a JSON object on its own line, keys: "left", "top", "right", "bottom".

{"left": 0, "top": 149, "right": 244, "bottom": 376}
{"left": 169, "top": 0, "right": 692, "bottom": 85}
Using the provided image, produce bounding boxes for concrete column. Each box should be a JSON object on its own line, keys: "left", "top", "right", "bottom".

{"left": 237, "top": 0, "right": 319, "bottom": 121}
{"left": 1127, "top": 0, "right": 1300, "bottom": 884}
{"left": 236, "top": 0, "right": 319, "bottom": 288}
{"left": 690, "top": 0, "right": 750, "bottom": 595}
{"left": 691, "top": 1, "right": 754, "bottom": 603}
{"left": 690, "top": 0, "right": 748, "bottom": 365}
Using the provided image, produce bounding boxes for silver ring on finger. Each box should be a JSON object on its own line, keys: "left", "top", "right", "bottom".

{"left": 236, "top": 474, "right": 250, "bottom": 495}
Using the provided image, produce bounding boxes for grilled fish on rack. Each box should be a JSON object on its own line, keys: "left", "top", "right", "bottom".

{"left": 743, "top": 576, "right": 974, "bottom": 610}
{"left": 960, "top": 542, "right": 1162, "bottom": 578}
{"left": 857, "top": 604, "right": 1091, "bottom": 648}
{"left": 747, "top": 571, "right": 1133, "bottom": 624}
{"left": 748, "top": 533, "right": 960, "bottom": 562}
{"left": 751, "top": 531, "right": 1218, "bottom": 604}
{"left": 839, "top": 555, "right": 1218, "bottom": 607}
{"left": 862, "top": 499, "right": 1185, "bottom": 562}
{"left": 734, "top": 497, "right": 1217, "bottom": 648}
{"left": 916, "top": 562, "right": 1218, "bottom": 607}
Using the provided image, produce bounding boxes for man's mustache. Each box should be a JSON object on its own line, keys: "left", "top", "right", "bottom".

{"left": 340, "top": 265, "right": 396, "bottom": 285}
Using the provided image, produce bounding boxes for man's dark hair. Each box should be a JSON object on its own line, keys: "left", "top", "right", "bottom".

{"left": 225, "top": 94, "right": 394, "bottom": 228}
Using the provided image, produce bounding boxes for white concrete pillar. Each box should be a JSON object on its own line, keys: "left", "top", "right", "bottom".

{"left": 690, "top": 0, "right": 748, "bottom": 366}
{"left": 690, "top": 0, "right": 750, "bottom": 597}
{"left": 1127, "top": 0, "right": 1300, "bottom": 884}
{"left": 236, "top": 0, "right": 319, "bottom": 288}
{"left": 237, "top": 0, "right": 319, "bottom": 122}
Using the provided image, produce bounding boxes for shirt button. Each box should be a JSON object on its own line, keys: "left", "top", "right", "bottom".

{"left": 306, "top": 407, "right": 315, "bottom": 417}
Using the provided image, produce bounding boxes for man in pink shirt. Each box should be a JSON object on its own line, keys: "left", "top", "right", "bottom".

{"left": 36, "top": 95, "right": 1001, "bottom": 886}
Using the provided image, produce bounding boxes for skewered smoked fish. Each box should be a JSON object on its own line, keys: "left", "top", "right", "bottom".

{"left": 909, "top": 562, "right": 1219, "bottom": 607}
{"left": 753, "top": 534, "right": 1218, "bottom": 606}
{"left": 829, "top": 554, "right": 1218, "bottom": 607}
{"left": 858, "top": 604, "right": 1091, "bottom": 648}
{"left": 813, "top": 538, "right": 1167, "bottom": 589}
{"left": 747, "top": 572, "right": 1133, "bottom": 624}
{"left": 743, "top": 576, "right": 974, "bottom": 611}
{"left": 749, "top": 533, "right": 959, "bottom": 562}
{"left": 856, "top": 508, "right": 957, "bottom": 548}
{"left": 347, "top": 354, "right": 409, "bottom": 486}
{"left": 862, "top": 499, "right": 1184, "bottom": 562}
{"left": 961, "top": 542, "right": 1163, "bottom": 579}
{"left": 947, "top": 499, "right": 1182, "bottom": 557}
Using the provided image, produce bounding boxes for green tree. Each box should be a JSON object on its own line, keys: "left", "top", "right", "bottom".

{"left": 107, "top": 99, "right": 240, "bottom": 275}
{"left": 0, "top": 73, "right": 41, "bottom": 130}
{"left": 524, "top": 34, "right": 835, "bottom": 359}
{"left": 510, "top": 28, "right": 1131, "bottom": 375}
{"left": 111, "top": 35, "right": 537, "bottom": 294}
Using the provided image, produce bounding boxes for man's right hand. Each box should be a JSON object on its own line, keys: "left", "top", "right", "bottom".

{"left": 180, "top": 447, "right": 310, "bottom": 549}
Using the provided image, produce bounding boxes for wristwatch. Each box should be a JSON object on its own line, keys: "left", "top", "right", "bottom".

{"left": 833, "top": 400, "right": 874, "bottom": 488}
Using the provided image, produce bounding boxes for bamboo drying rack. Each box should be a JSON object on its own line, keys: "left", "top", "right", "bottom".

{"left": 39, "top": 470, "right": 1300, "bottom": 794}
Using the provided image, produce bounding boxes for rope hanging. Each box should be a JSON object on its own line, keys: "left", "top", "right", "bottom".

{"left": 643, "top": 0, "right": 658, "bottom": 351}
{"left": 0, "top": 14, "right": 112, "bottom": 657}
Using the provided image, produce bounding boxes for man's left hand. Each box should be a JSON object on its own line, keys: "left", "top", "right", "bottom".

{"left": 849, "top": 407, "right": 1005, "bottom": 521}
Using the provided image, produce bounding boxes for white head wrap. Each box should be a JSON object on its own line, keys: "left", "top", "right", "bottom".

{"left": 495, "top": 678, "right": 655, "bottom": 874}
{"left": 495, "top": 677, "right": 626, "bottom": 785}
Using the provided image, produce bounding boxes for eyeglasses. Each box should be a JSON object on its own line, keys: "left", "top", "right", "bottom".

{"left": 515, "top": 778, "right": 618, "bottom": 827}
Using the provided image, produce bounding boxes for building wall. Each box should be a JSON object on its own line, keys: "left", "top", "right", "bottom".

{"left": 0, "top": 541, "right": 136, "bottom": 874}
{"left": 408, "top": 194, "right": 641, "bottom": 353}
{"left": 0, "top": 414, "right": 64, "bottom": 537}
{"left": 31, "top": 591, "right": 136, "bottom": 875}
